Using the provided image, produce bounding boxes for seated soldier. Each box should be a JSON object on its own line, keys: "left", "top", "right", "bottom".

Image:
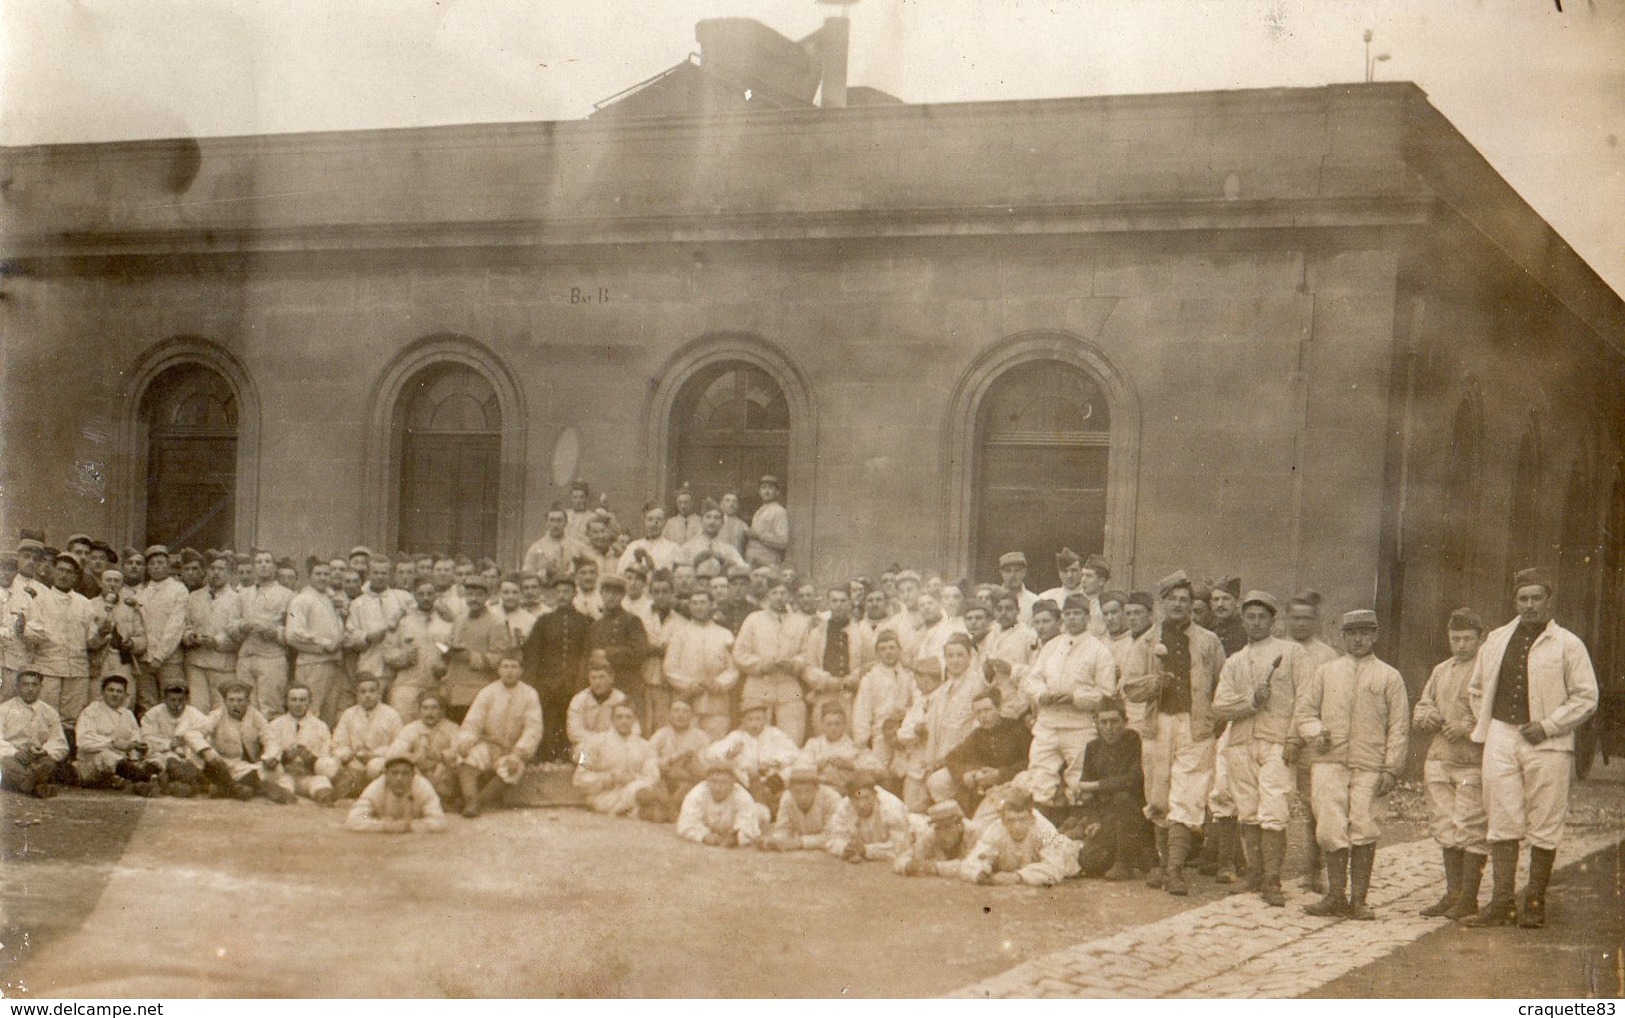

{"left": 567, "top": 651, "right": 635, "bottom": 753}
{"left": 387, "top": 691, "right": 462, "bottom": 807}
{"left": 797, "top": 701, "right": 860, "bottom": 780}
{"left": 138, "top": 680, "right": 210, "bottom": 797}
{"left": 573, "top": 702, "right": 672, "bottom": 821}
{"left": 0, "top": 670, "right": 69, "bottom": 799}
{"left": 454, "top": 650, "right": 543, "bottom": 818}
{"left": 766, "top": 764, "right": 844, "bottom": 851}
{"left": 649, "top": 697, "right": 711, "bottom": 807}
{"left": 265, "top": 683, "right": 337, "bottom": 806}
{"left": 344, "top": 754, "right": 448, "bottom": 834}
{"left": 183, "top": 677, "right": 294, "bottom": 803}
{"left": 328, "top": 675, "right": 405, "bottom": 799}
{"left": 825, "top": 768, "right": 911, "bottom": 863}
{"left": 932, "top": 686, "right": 1033, "bottom": 815}
{"left": 677, "top": 759, "right": 769, "bottom": 848}
{"left": 895, "top": 800, "right": 989, "bottom": 879}
{"left": 1073, "top": 697, "right": 1149, "bottom": 880}
{"left": 73, "top": 676, "right": 159, "bottom": 790}
{"left": 704, "top": 698, "right": 800, "bottom": 809}
{"left": 963, "top": 787, "right": 1082, "bottom": 886}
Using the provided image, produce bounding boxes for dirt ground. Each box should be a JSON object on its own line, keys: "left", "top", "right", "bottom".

{"left": 3, "top": 764, "right": 1622, "bottom": 999}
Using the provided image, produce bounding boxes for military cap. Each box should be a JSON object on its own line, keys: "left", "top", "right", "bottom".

{"left": 162, "top": 679, "right": 189, "bottom": 694}
{"left": 1030, "top": 598, "right": 1061, "bottom": 620}
{"left": 122, "top": 546, "right": 143, "bottom": 562}
{"left": 144, "top": 545, "right": 171, "bottom": 559}
{"left": 699, "top": 497, "right": 721, "bottom": 514}
{"left": 383, "top": 753, "right": 415, "bottom": 770}
{"left": 585, "top": 648, "right": 612, "bottom": 669}
{"left": 1055, "top": 547, "right": 1081, "bottom": 568}
{"left": 705, "top": 759, "right": 736, "bottom": 777}
{"left": 1000, "top": 787, "right": 1035, "bottom": 812}
{"left": 16, "top": 538, "right": 43, "bottom": 554}
{"left": 1512, "top": 567, "right": 1555, "bottom": 594}
{"left": 1157, "top": 571, "right": 1193, "bottom": 598}
{"left": 997, "top": 551, "right": 1028, "bottom": 569}
{"left": 462, "top": 573, "right": 491, "bottom": 591}
{"left": 598, "top": 574, "right": 627, "bottom": 593}
{"left": 1241, "top": 590, "right": 1279, "bottom": 615}
{"left": 1340, "top": 609, "right": 1379, "bottom": 631}
{"left": 18, "top": 529, "right": 46, "bottom": 544}
{"left": 178, "top": 548, "right": 205, "bottom": 566}
{"left": 1191, "top": 579, "right": 1214, "bottom": 602}
{"left": 64, "top": 533, "right": 93, "bottom": 549}
{"left": 1062, "top": 594, "right": 1092, "bottom": 614}
{"left": 89, "top": 540, "right": 119, "bottom": 563}
{"left": 1214, "top": 576, "right": 1242, "bottom": 600}
{"left": 739, "top": 697, "right": 770, "bottom": 715}
{"left": 1287, "top": 590, "right": 1323, "bottom": 613}
{"left": 1448, "top": 607, "right": 1485, "bottom": 633}
{"left": 54, "top": 551, "right": 83, "bottom": 570}
{"left": 1084, "top": 553, "right": 1111, "bottom": 578}
{"left": 217, "top": 675, "right": 254, "bottom": 694}
{"left": 787, "top": 764, "right": 819, "bottom": 785}
{"left": 348, "top": 546, "right": 375, "bottom": 560}
{"left": 1099, "top": 589, "right": 1129, "bottom": 609}
{"left": 759, "top": 474, "right": 781, "bottom": 488}
{"left": 726, "top": 564, "right": 752, "bottom": 580}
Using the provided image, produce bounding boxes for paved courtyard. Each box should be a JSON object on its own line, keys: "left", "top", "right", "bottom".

{"left": 3, "top": 768, "right": 1622, "bottom": 999}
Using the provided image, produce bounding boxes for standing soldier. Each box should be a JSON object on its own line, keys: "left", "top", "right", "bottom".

{"left": 183, "top": 554, "right": 243, "bottom": 712}
{"left": 1121, "top": 572, "right": 1226, "bottom": 896}
{"left": 522, "top": 574, "right": 595, "bottom": 762}
{"left": 1463, "top": 568, "right": 1598, "bottom": 929}
{"left": 1413, "top": 608, "right": 1490, "bottom": 919}
{"left": 1284, "top": 589, "right": 1339, "bottom": 891}
{"left": 744, "top": 475, "right": 790, "bottom": 568}
{"left": 136, "top": 546, "right": 189, "bottom": 702}
{"left": 1209, "top": 591, "right": 1312, "bottom": 907}
{"left": 1297, "top": 610, "right": 1409, "bottom": 920}
{"left": 285, "top": 557, "right": 346, "bottom": 728}
{"left": 234, "top": 549, "right": 293, "bottom": 717}
{"left": 732, "top": 578, "right": 812, "bottom": 744}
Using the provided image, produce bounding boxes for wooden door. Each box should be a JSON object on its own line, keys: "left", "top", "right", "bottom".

{"left": 674, "top": 363, "right": 789, "bottom": 517}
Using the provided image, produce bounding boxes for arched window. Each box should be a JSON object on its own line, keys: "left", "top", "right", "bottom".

{"left": 1439, "top": 396, "right": 1483, "bottom": 600}
{"left": 1558, "top": 461, "right": 1597, "bottom": 642}
{"left": 140, "top": 364, "right": 238, "bottom": 549}
{"left": 973, "top": 360, "right": 1110, "bottom": 591}
{"left": 672, "top": 362, "right": 790, "bottom": 519}
{"left": 1506, "top": 417, "right": 1543, "bottom": 574}
{"left": 395, "top": 365, "right": 501, "bottom": 558}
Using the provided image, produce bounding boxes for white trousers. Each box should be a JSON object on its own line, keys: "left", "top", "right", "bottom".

{"left": 1227, "top": 739, "right": 1293, "bottom": 831}
{"left": 1482, "top": 719, "right": 1571, "bottom": 851}
{"left": 1311, "top": 762, "right": 1382, "bottom": 851}
{"left": 1424, "top": 758, "right": 1488, "bottom": 854}
{"left": 1026, "top": 719, "right": 1092, "bottom": 805}
{"left": 1141, "top": 711, "right": 1215, "bottom": 829}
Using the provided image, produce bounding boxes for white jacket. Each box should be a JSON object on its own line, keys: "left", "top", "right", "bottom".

{"left": 1469, "top": 617, "right": 1597, "bottom": 752}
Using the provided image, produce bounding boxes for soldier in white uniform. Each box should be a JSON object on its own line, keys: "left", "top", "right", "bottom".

{"left": 72, "top": 675, "right": 153, "bottom": 787}
{"left": 573, "top": 702, "right": 669, "bottom": 820}
{"left": 1018, "top": 596, "right": 1117, "bottom": 806}
{"left": 454, "top": 651, "right": 543, "bottom": 818}
{"left": 731, "top": 579, "right": 812, "bottom": 743}
{"left": 825, "top": 768, "right": 911, "bottom": 863}
{"left": 387, "top": 691, "right": 463, "bottom": 807}
{"left": 1463, "top": 568, "right": 1597, "bottom": 930}
{"left": 285, "top": 558, "right": 347, "bottom": 728}
{"left": 138, "top": 680, "right": 210, "bottom": 796}
{"left": 265, "top": 683, "right": 336, "bottom": 805}
{"left": 345, "top": 755, "right": 448, "bottom": 834}
{"left": 1298, "top": 610, "right": 1409, "bottom": 920}
{"left": 677, "top": 760, "right": 769, "bottom": 848}
{"left": 1121, "top": 571, "right": 1226, "bottom": 896}
{"left": 1412, "top": 608, "right": 1490, "bottom": 920}
{"left": 136, "top": 546, "right": 190, "bottom": 704}
{"left": 744, "top": 475, "right": 790, "bottom": 568}
{"left": 0, "top": 670, "right": 68, "bottom": 797}
{"left": 1209, "top": 591, "right": 1313, "bottom": 907}
{"left": 766, "top": 764, "right": 844, "bottom": 851}
{"left": 962, "top": 787, "right": 1081, "bottom": 886}
{"left": 328, "top": 675, "right": 405, "bottom": 798}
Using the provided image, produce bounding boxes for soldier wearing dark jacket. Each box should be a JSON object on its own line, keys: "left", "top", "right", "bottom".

{"left": 1074, "top": 697, "right": 1148, "bottom": 879}
{"left": 940, "top": 687, "right": 1032, "bottom": 814}
{"left": 522, "top": 575, "right": 594, "bottom": 763}
{"left": 587, "top": 575, "right": 650, "bottom": 714}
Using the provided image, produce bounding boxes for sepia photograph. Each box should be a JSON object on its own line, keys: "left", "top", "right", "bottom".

{"left": 1, "top": 0, "right": 1622, "bottom": 1002}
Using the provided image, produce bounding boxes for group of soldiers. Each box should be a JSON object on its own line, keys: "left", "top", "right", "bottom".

{"left": 0, "top": 475, "right": 1601, "bottom": 917}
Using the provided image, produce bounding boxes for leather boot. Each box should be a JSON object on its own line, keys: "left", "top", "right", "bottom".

{"left": 1165, "top": 824, "right": 1192, "bottom": 896}
{"left": 1347, "top": 843, "right": 1377, "bottom": 920}
{"left": 1215, "top": 817, "right": 1240, "bottom": 884}
{"left": 1260, "top": 828, "right": 1287, "bottom": 907}
{"left": 1237, "top": 824, "right": 1263, "bottom": 892}
{"left": 1462, "top": 839, "right": 1519, "bottom": 927}
{"left": 1195, "top": 811, "right": 1219, "bottom": 875}
{"left": 1146, "top": 826, "right": 1169, "bottom": 889}
{"left": 1446, "top": 851, "right": 1487, "bottom": 921}
{"left": 1304, "top": 848, "right": 1349, "bottom": 916}
{"left": 1301, "top": 835, "right": 1325, "bottom": 893}
{"left": 1519, "top": 845, "right": 1557, "bottom": 929}
{"left": 1421, "top": 846, "right": 1464, "bottom": 916}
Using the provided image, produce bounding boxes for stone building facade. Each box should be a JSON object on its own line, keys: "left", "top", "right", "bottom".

{"left": 3, "top": 78, "right": 1623, "bottom": 696}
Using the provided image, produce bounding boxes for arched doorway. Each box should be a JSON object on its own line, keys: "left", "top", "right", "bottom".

{"left": 972, "top": 360, "right": 1110, "bottom": 591}
{"left": 672, "top": 361, "right": 790, "bottom": 519}
{"left": 1506, "top": 416, "right": 1543, "bottom": 575}
{"left": 140, "top": 363, "right": 238, "bottom": 550}
{"left": 395, "top": 364, "right": 501, "bottom": 558}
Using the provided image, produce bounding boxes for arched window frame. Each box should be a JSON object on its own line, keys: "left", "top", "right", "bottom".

{"left": 644, "top": 333, "right": 816, "bottom": 569}
{"left": 944, "top": 331, "right": 1141, "bottom": 585}
{"left": 117, "top": 337, "right": 260, "bottom": 551}
{"left": 363, "top": 335, "right": 526, "bottom": 565}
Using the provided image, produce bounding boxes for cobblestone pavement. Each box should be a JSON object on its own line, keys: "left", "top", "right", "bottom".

{"left": 953, "top": 827, "right": 1623, "bottom": 999}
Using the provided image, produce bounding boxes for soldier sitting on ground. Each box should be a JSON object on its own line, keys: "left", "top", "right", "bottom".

{"left": 345, "top": 754, "right": 448, "bottom": 834}
{"left": 0, "top": 670, "right": 69, "bottom": 798}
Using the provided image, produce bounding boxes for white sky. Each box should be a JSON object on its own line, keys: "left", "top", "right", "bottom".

{"left": 3, "top": 0, "right": 1622, "bottom": 296}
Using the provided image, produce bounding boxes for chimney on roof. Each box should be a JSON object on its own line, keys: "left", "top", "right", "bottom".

{"left": 819, "top": 15, "right": 850, "bottom": 109}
